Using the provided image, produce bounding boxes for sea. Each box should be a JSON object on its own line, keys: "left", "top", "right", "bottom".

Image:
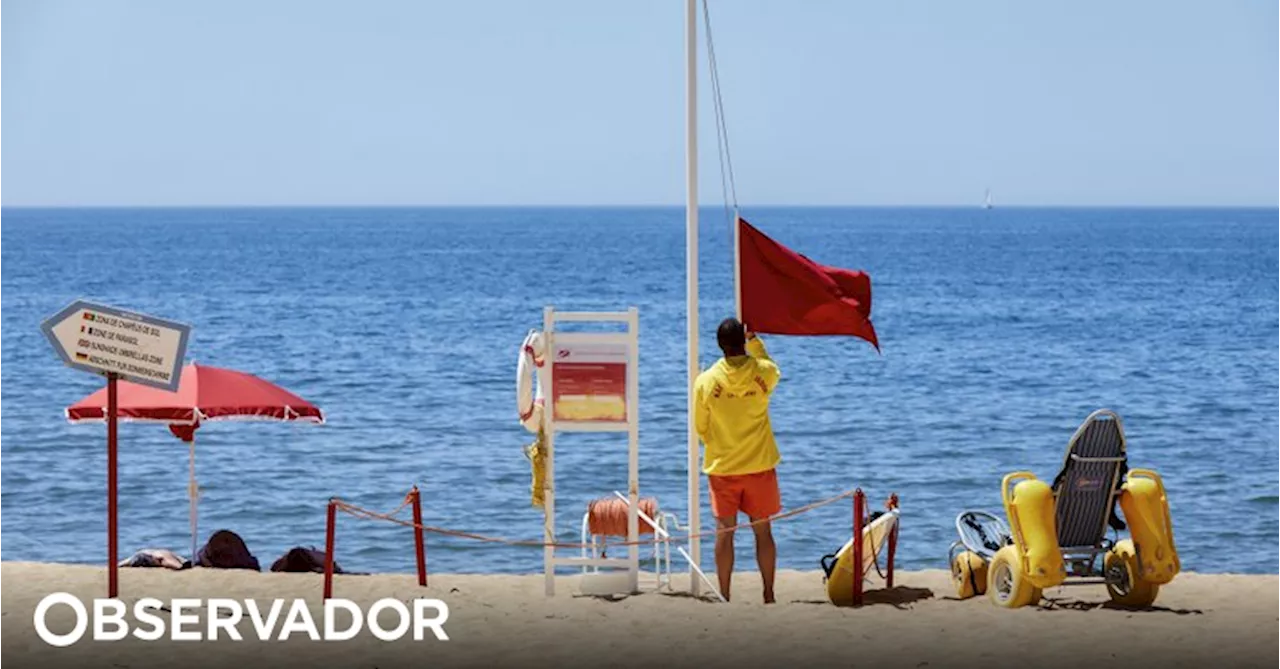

{"left": 2, "top": 206, "right": 1277, "bottom": 575}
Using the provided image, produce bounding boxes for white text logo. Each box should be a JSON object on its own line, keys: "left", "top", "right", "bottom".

{"left": 33, "top": 593, "right": 450, "bottom": 646}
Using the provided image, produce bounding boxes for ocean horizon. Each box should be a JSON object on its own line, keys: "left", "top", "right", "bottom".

{"left": 3, "top": 204, "right": 1274, "bottom": 210}
{"left": 2, "top": 205, "right": 1277, "bottom": 575}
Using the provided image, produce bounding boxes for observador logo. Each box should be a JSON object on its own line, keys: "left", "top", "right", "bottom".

{"left": 33, "top": 593, "right": 451, "bottom": 646}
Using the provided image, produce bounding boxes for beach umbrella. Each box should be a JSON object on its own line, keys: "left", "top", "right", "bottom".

{"left": 65, "top": 362, "right": 324, "bottom": 562}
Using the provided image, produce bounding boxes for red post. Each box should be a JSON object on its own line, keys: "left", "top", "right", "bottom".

{"left": 323, "top": 499, "right": 337, "bottom": 600}
{"left": 411, "top": 486, "right": 427, "bottom": 587}
{"left": 885, "top": 493, "right": 899, "bottom": 589}
{"left": 852, "top": 489, "right": 864, "bottom": 607}
{"left": 106, "top": 373, "right": 119, "bottom": 599}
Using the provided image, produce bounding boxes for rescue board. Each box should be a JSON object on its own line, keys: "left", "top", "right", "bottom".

{"left": 825, "top": 509, "right": 899, "bottom": 606}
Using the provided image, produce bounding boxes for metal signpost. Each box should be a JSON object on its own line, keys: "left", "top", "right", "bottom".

{"left": 41, "top": 299, "right": 192, "bottom": 597}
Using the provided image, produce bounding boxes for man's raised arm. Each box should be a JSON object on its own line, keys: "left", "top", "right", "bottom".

{"left": 744, "top": 329, "right": 780, "bottom": 391}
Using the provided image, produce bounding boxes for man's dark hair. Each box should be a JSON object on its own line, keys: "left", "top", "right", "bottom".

{"left": 717, "top": 317, "right": 747, "bottom": 355}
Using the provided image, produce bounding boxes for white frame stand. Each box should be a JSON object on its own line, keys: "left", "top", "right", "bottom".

{"left": 542, "top": 307, "right": 641, "bottom": 596}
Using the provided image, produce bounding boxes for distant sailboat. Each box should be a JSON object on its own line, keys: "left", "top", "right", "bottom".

{"left": 984, "top": 188, "right": 994, "bottom": 210}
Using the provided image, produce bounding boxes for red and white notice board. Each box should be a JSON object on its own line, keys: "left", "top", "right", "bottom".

{"left": 551, "top": 341, "right": 629, "bottom": 424}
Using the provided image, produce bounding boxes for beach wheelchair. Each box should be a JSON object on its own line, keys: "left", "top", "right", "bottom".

{"left": 949, "top": 409, "right": 1180, "bottom": 608}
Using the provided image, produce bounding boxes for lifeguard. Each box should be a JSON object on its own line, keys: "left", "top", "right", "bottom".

{"left": 694, "top": 318, "right": 782, "bottom": 603}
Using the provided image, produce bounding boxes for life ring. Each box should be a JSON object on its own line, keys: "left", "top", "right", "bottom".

{"left": 517, "top": 330, "right": 548, "bottom": 432}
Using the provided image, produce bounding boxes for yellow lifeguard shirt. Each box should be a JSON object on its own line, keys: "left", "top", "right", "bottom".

{"left": 694, "top": 338, "right": 781, "bottom": 476}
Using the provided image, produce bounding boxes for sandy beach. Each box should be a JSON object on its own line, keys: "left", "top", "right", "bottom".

{"left": 1, "top": 562, "right": 1275, "bottom": 669}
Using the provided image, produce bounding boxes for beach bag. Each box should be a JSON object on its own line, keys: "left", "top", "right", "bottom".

{"left": 195, "top": 530, "right": 261, "bottom": 571}
{"left": 271, "top": 546, "right": 342, "bottom": 574}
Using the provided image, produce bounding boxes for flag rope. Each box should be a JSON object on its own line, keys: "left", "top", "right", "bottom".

{"left": 702, "top": 0, "right": 739, "bottom": 234}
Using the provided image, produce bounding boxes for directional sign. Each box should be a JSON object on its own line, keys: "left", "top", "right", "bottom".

{"left": 41, "top": 300, "right": 192, "bottom": 392}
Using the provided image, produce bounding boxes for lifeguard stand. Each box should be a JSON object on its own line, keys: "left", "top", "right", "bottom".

{"left": 540, "top": 307, "right": 640, "bottom": 596}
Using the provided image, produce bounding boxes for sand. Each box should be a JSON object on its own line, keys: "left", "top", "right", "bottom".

{"left": 1, "top": 562, "right": 1275, "bottom": 669}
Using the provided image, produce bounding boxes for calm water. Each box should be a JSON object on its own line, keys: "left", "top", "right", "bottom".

{"left": 2, "top": 207, "right": 1277, "bottom": 575}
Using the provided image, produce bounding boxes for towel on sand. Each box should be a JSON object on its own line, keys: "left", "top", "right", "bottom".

{"left": 119, "top": 548, "right": 190, "bottom": 570}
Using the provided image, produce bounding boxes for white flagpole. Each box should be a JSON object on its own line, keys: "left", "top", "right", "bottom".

{"left": 684, "top": 0, "right": 701, "bottom": 597}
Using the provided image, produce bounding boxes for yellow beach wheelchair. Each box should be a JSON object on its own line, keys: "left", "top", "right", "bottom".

{"left": 952, "top": 409, "right": 1179, "bottom": 608}
{"left": 947, "top": 511, "right": 1010, "bottom": 599}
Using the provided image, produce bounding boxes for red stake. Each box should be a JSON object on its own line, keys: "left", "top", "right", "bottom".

{"left": 852, "top": 489, "right": 864, "bottom": 607}
{"left": 411, "top": 487, "right": 427, "bottom": 587}
{"left": 106, "top": 373, "right": 119, "bottom": 599}
{"left": 324, "top": 499, "right": 337, "bottom": 600}
{"left": 886, "top": 493, "right": 899, "bottom": 589}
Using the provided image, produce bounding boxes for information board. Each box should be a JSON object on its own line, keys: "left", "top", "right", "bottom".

{"left": 551, "top": 341, "right": 629, "bottom": 424}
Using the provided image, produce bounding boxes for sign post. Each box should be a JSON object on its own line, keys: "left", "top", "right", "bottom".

{"left": 539, "top": 308, "right": 640, "bottom": 596}
{"left": 41, "top": 300, "right": 192, "bottom": 598}
{"left": 106, "top": 372, "right": 119, "bottom": 598}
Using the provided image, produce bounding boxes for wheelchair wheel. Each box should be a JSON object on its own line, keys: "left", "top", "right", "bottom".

{"left": 987, "top": 545, "right": 1041, "bottom": 608}
{"left": 1105, "top": 539, "right": 1159, "bottom": 608}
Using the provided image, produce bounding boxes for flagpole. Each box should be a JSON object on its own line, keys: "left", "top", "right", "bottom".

{"left": 684, "top": 0, "right": 701, "bottom": 597}
{"left": 733, "top": 208, "right": 742, "bottom": 320}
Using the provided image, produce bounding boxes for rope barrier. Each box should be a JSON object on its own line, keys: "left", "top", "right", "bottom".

{"left": 330, "top": 487, "right": 860, "bottom": 551}
{"left": 324, "top": 486, "right": 899, "bottom": 604}
{"left": 377, "top": 491, "right": 415, "bottom": 519}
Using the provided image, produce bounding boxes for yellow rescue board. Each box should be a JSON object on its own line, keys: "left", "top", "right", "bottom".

{"left": 826, "top": 510, "right": 898, "bottom": 606}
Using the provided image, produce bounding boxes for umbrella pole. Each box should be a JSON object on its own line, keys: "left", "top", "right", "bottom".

{"left": 188, "top": 437, "right": 198, "bottom": 565}
{"left": 107, "top": 373, "right": 119, "bottom": 598}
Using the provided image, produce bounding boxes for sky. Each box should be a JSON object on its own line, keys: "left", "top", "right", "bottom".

{"left": 2, "top": 0, "right": 1277, "bottom": 207}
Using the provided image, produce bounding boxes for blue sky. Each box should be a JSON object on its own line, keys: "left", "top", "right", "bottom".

{"left": 3, "top": 0, "right": 1276, "bottom": 206}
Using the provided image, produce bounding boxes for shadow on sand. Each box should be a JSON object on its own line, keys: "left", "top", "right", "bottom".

{"left": 573, "top": 590, "right": 724, "bottom": 604}
{"left": 789, "top": 586, "right": 935, "bottom": 609}
{"left": 576, "top": 585, "right": 937, "bottom": 608}
{"left": 1038, "top": 597, "right": 1203, "bottom": 615}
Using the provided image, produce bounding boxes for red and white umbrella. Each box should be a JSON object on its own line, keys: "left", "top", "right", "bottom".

{"left": 67, "top": 363, "right": 324, "bottom": 561}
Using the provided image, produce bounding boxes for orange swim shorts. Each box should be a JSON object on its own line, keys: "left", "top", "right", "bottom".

{"left": 708, "top": 468, "right": 781, "bottom": 520}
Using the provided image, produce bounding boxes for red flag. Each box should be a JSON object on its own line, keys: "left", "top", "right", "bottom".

{"left": 738, "top": 217, "right": 879, "bottom": 350}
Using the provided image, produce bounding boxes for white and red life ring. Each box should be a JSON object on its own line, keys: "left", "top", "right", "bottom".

{"left": 517, "top": 330, "right": 549, "bottom": 433}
